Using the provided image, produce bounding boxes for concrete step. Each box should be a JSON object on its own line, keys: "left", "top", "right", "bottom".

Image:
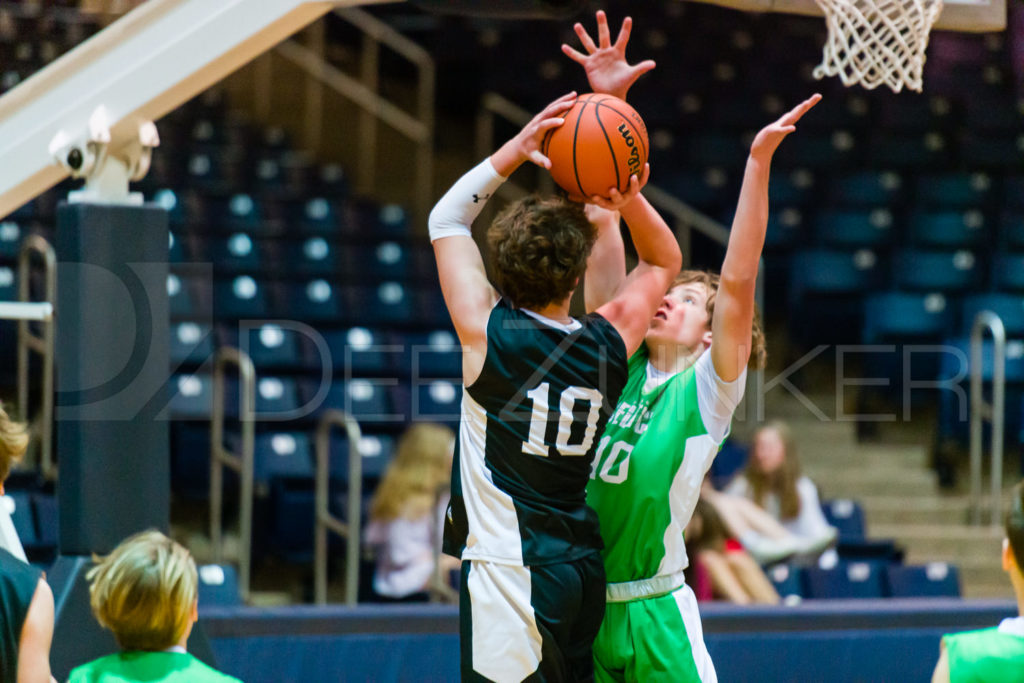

{"left": 810, "top": 468, "right": 939, "bottom": 499}
{"left": 963, "top": 582, "right": 1016, "bottom": 599}
{"left": 801, "top": 443, "right": 930, "bottom": 469}
{"left": 872, "top": 524, "right": 1004, "bottom": 557}
{"left": 862, "top": 496, "right": 972, "bottom": 526}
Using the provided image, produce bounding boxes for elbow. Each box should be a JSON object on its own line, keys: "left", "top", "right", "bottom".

{"left": 719, "top": 271, "right": 757, "bottom": 296}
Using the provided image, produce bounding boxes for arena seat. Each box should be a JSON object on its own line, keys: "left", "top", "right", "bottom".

{"left": 767, "top": 563, "right": 806, "bottom": 601}
{"left": 994, "top": 253, "right": 1024, "bottom": 291}
{"left": 862, "top": 292, "right": 954, "bottom": 344}
{"left": 812, "top": 209, "right": 894, "bottom": 249}
{"left": 959, "top": 293, "right": 1024, "bottom": 336}
{"left": 826, "top": 171, "right": 904, "bottom": 208}
{"left": 805, "top": 561, "right": 886, "bottom": 599}
{"left": 913, "top": 173, "right": 994, "bottom": 210}
{"left": 998, "top": 212, "right": 1024, "bottom": 251}
{"left": 198, "top": 563, "right": 242, "bottom": 607}
{"left": 400, "top": 329, "right": 462, "bottom": 379}
{"left": 317, "top": 327, "right": 395, "bottom": 376}
{"left": 886, "top": 563, "right": 961, "bottom": 598}
{"left": 286, "top": 235, "right": 339, "bottom": 277}
{"left": 821, "top": 499, "right": 866, "bottom": 541}
{"left": 7, "top": 491, "right": 35, "bottom": 547}
{"left": 231, "top": 323, "right": 306, "bottom": 372}
{"left": 908, "top": 211, "right": 988, "bottom": 250}
{"left": 170, "top": 321, "right": 215, "bottom": 367}
{"left": 284, "top": 279, "right": 346, "bottom": 323}
{"left": 892, "top": 250, "right": 982, "bottom": 294}
{"left": 254, "top": 432, "right": 314, "bottom": 487}
{"left": 214, "top": 275, "right": 270, "bottom": 320}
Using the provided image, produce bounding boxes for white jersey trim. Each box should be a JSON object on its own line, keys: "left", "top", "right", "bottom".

{"left": 458, "top": 392, "right": 525, "bottom": 565}
{"left": 999, "top": 617, "right": 1024, "bottom": 637}
{"left": 468, "top": 561, "right": 543, "bottom": 681}
{"left": 693, "top": 350, "right": 747, "bottom": 444}
{"left": 658, "top": 433, "right": 718, "bottom": 577}
{"left": 520, "top": 307, "right": 583, "bottom": 333}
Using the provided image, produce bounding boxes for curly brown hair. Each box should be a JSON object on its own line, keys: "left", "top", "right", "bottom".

{"left": 487, "top": 195, "right": 596, "bottom": 311}
{"left": 0, "top": 403, "right": 28, "bottom": 484}
{"left": 673, "top": 269, "right": 767, "bottom": 371}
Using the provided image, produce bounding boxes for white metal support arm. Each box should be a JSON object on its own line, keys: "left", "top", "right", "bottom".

{"left": 0, "top": 0, "right": 393, "bottom": 219}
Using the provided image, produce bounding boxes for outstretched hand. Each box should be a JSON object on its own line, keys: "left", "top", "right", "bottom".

{"left": 750, "top": 93, "right": 822, "bottom": 161}
{"left": 561, "top": 10, "right": 655, "bottom": 101}
{"left": 586, "top": 163, "right": 650, "bottom": 210}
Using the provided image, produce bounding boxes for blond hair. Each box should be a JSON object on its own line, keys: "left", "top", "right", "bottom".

{"left": 369, "top": 423, "right": 454, "bottom": 522}
{"left": 672, "top": 270, "right": 767, "bottom": 371}
{"left": 0, "top": 403, "right": 29, "bottom": 484}
{"left": 87, "top": 530, "right": 198, "bottom": 651}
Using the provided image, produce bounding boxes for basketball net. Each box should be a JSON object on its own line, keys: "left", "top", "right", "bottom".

{"left": 812, "top": 0, "right": 944, "bottom": 93}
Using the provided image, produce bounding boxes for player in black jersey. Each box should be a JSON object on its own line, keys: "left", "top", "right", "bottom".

{"left": 429, "top": 91, "right": 679, "bottom": 682}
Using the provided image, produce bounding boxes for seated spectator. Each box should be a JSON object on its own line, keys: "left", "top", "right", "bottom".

{"left": 69, "top": 530, "right": 239, "bottom": 683}
{"left": 726, "top": 421, "right": 837, "bottom": 558}
{"left": 685, "top": 497, "right": 780, "bottom": 605}
{"left": 932, "top": 479, "right": 1024, "bottom": 681}
{"left": 364, "top": 423, "right": 459, "bottom": 602}
{"left": 703, "top": 478, "right": 809, "bottom": 565}
{"left": 0, "top": 403, "right": 55, "bottom": 683}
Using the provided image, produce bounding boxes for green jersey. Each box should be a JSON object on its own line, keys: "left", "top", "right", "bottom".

{"left": 944, "top": 618, "right": 1024, "bottom": 683}
{"left": 69, "top": 651, "right": 241, "bottom": 683}
{"left": 587, "top": 346, "right": 745, "bottom": 584}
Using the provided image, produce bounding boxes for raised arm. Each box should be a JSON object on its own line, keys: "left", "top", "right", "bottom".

{"left": 583, "top": 204, "right": 626, "bottom": 313}
{"left": 430, "top": 93, "right": 577, "bottom": 377}
{"left": 594, "top": 181, "right": 682, "bottom": 356}
{"left": 711, "top": 94, "right": 821, "bottom": 381}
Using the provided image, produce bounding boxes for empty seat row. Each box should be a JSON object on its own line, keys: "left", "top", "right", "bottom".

{"left": 769, "top": 561, "right": 961, "bottom": 600}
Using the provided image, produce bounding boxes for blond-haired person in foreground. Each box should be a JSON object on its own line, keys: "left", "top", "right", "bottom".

{"left": 69, "top": 530, "right": 240, "bottom": 683}
{"left": 0, "top": 403, "right": 56, "bottom": 683}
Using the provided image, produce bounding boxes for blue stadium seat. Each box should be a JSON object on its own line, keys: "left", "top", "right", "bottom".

{"left": 328, "top": 432, "right": 395, "bottom": 485}
{"left": 401, "top": 330, "right": 462, "bottom": 378}
{"left": 827, "top": 171, "right": 904, "bottom": 207}
{"left": 306, "top": 380, "right": 394, "bottom": 422}
{"left": 319, "top": 327, "right": 394, "bottom": 376}
{"left": 998, "top": 213, "right": 1024, "bottom": 250}
{"left": 254, "top": 376, "right": 301, "bottom": 418}
{"left": 775, "top": 131, "right": 858, "bottom": 170}
{"left": 769, "top": 169, "right": 818, "bottom": 207}
{"left": 297, "top": 196, "right": 343, "bottom": 234}
{"left": 659, "top": 168, "right": 736, "bottom": 213}
{"left": 767, "top": 563, "right": 806, "bottom": 601}
{"left": 210, "top": 232, "right": 267, "bottom": 273}
{"left": 0, "top": 220, "right": 22, "bottom": 263}
{"left": 763, "top": 207, "right": 805, "bottom": 251}
{"left": 908, "top": 211, "right": 987, "bottom": 249}
{"left": 914, "top": 173, "right": 993, "bottom": 209}
{"left": 347, "top": 283, "right": 414, "bottom": 327}
{"left": 344, "top": 242, "right": 412, "bottom": 282}
{"left": 789, "top": 249, "right": 884, "bottom": 305}
{"left": 684, "top": 133, "right": 746, "bottom": 170}
{"left": 413, "top": 380, "right": 462, "bottom": 424}
{"left": 168, "top": 230, "right": 186, "bottom": 264}
{"left": 867, "top": 132, "right": 952, "bottom": 170}
{"left": 31, "top": 494, "right": 57, "bottom": 552}
{"left": 7, "top": 491, "right": 35, "bottom": 547}
{"left": 994, "top": 254, "right": 1024, "bottom": 292}
{"left": 170, "top": 322, "right": 215, "bottom": 367}
{"left": 284, "top": 280, "right": 345, "bottom": 323}
{"left": 168, "top": 374, "right": 214, "bottom": 420}
{"left": 1004, "top": 178, "right": 1024, "bottom": 212}
{"left": 214, "top": 275, "right": 269, "bottom": 320}
{"left": 709, "top": 439, "right": 748, "bottom": 490}
{"left": 805, "top": 561, "right": 886, "bottom": 599}
{"left": 287, "top": 236, "right": 338, "bottom": 277}
{"left": 886, "top": 563, "right": 960, "bottom": 598}
{"left": 892, "top": 250, "right": 981, "bottom": 293}
{"left": 813, "top": 209, "right": 894, "bottom": 249}
{"left": 821, "top": 499, "right": 866, "bottom": 542}
{"left": 254, "top": 432, "right": 314, "bottom": 486}
{"left": 170, "top": 423, "right": 212, "bottom": 500}
{"left": 0, "top": 264, "right": 15, "bottom": 301}
{"left": 960, "top": 133, "right": 1022, "bottom": 169}
{"left": 233, "top": 323, "right": 306, "bottom": 371}
{"left": 960, "top": 294, "right": 1024, "bottom": 337}
{"left": 876, "top": 95, "right": 952, "bottom": 131}
{"left": 168, "top": 273, "right": 208, "bottom": 320}
{"left": 862, "top": 293, "right": 953, "bottom": 344}
{"left": 197, "top": 564, "right": 241, "bottom": 607}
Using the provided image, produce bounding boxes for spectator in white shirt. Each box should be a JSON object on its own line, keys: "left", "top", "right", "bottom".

{"left": 364, "top": 423, "right": 458, "bottom": 601}
{"left": 726, "top": 421, "right": 837, "bottom": 560}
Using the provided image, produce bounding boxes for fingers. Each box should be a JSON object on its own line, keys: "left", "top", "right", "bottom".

{"left": 614, "top": 16, "right": 633, "bottom": 50}
{"left": 631, "top": 60, "right": 657, "bottom": 79}
{"left": 574, "top": 22, "right": 597, "bottom": 54}
{"left": 543, "top": 91, "right": 577, "bottom": 115}
{"left": 779, "top": 93, "right": 822, "bottom": 126}
{"left": 638, "top": 163, "right": 651, "bottom": 188}
{"left": 528, "top": 150, "right": 552, "bottom": 169}
{"left": 596, "top": 10, "right": 611, "bottom": 48}
{"left": 561, "top": 43, "right": 587, "bottom": 64}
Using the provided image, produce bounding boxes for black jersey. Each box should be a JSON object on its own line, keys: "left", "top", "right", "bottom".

{"left": 443, "top": 298, "right": 628, "bottom": 566}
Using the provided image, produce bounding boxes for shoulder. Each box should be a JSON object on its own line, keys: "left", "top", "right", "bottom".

{"left": 69, "top": 653, "right": 120, "bottom": 681}
{"left": 187, "top": 654, "right": 243, "bottom": 682}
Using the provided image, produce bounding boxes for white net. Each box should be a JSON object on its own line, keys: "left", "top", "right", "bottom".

{"left": 812, "top": 0, "right": 944, "bottom": 93}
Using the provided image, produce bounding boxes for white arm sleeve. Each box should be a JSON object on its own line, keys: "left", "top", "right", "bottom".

{"left": 428, "top": 157, "right": 507, "bottom": 242}
{"left": 694, "top": 350, "right": 747, "bottom": 444}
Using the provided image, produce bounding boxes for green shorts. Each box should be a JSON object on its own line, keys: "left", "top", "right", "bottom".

{"left": 594, "top": 581, "right": 717, "bottom": 683}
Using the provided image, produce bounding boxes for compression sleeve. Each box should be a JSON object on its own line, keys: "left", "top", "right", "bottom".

{"left": 428, "top": 157, "right": 507, "bottom": 242}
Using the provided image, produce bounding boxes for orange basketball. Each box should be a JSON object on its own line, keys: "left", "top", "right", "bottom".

{"left": 542, "top": 93, "right": 649, "bottom": 200}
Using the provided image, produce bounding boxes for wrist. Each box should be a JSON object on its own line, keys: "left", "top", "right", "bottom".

{"left": 491, "top": 140, "right": 524, "bottom": 178}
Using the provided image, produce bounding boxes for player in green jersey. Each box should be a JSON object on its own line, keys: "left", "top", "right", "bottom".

{"left": 931, "top": 479, "right": 1024, "bottom": 682}
{"left": 564, "top": 11, "right": 820, "bottom": 681}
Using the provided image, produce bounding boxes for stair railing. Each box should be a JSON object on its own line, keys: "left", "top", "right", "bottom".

{"left": 314, "top": 409, "right": 362, "bottom": 606}
{"left": 969, "top": 311, "right": 1006, "bottom": 527}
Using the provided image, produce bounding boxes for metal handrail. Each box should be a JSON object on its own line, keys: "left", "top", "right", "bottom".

{"left": 314, "top": 409, "right": 362, "bottom": 606}
{"left": 210, "top": 346, "right": 255, "bottom": 603}
{"left": 17, "top": 235, "right": 56, "bottom": 478}
{"left": 272, "top": 6, "right": 436, "bottom": 228}
{"left": 429, "top": 483, "right": 457, "bottom": 604}
{"left": 969, "top": 311, "right": 1006, "bottom": 527}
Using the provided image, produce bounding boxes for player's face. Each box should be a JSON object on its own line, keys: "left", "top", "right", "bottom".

{"left": 646, "top": 283, "right": 712, "bottom": 351}
{"left": 754, "top": 428, "right": 786, "bottom": 474}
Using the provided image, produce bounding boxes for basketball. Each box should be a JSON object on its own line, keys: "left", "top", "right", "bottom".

{"left": 542, "top": 93, "right": 649, "bottom": 200}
